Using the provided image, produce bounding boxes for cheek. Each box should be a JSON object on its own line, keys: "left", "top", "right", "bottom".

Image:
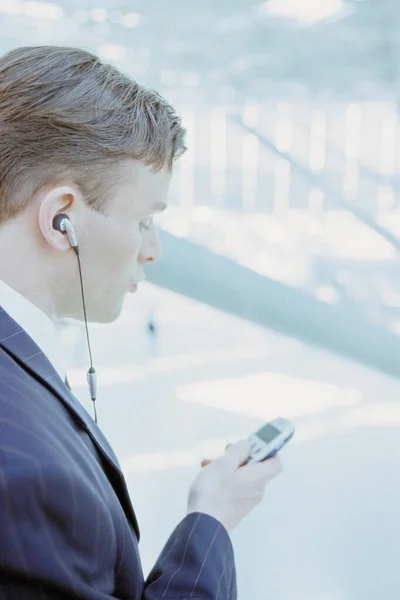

{"left": 88, "top": 217, "right": 141, "bottom": 276}
{"left": 109, "top": 228, "right": 141, "bottom": 267}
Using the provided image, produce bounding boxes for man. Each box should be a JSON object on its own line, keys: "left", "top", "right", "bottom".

{"left": 0, "top": 46, "right": 282, "bottom": 599}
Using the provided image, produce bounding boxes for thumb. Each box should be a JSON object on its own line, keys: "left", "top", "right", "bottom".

{"left": 223, "top": 440, "right": 251, "bottom": 470}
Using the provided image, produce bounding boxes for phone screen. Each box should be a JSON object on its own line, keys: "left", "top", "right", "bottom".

{"left": 256, "top": 423, "right": 280, "bottom": 444}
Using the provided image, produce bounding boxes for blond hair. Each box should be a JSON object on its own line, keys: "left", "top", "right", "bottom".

{"left": 0, "top": 45, "right": 186, "bottom": 222}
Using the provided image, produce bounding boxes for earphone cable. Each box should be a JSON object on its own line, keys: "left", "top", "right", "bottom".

{"left": 74, "top": 246, "right": 98, "bottom": 424}
{"left": 76, "top": 251, "right": 94, "bottom": 368}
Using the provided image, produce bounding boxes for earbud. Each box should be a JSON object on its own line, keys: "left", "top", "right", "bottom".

{"left": 53, "top": 214, "right": 79, "bottom": 254}
{"left": 52, "top": 212, "right": 97, "bottom": 423}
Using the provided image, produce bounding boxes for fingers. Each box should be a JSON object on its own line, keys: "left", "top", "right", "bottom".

{"left": 203, "top": 439, "right": 282, "bottom": 470}
{"left": 240, "top": 455, "right": 283, "bottom": 483}
{"left": 201, "top": 441, "right": 236, "bottom": 468}
{"left": 223, "top": 440, "right": 252, "bottom": 470}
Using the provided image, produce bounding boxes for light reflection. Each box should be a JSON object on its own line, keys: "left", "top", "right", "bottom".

{"left": 0, "top": 0, "right": 64, "bottom": 19}
{"left": 309, "top": 110, "right": 326, "bottom": 172}
{"left": 176, "top": 372, "right": 362, "bottom": 420}
{"left": 120, "top": 12, "right": 141, "bottom": 29}
{"left": 380, "top": 108, "right": 397, "bottom": 174}
{"left": 99, "top": 44, "right": 126, "bottom": 61}
{"left": 263, "top": 0, "right": 345, "bottom": 25}
{"left": 121, "top": 436, "right": 233, "bottom": 474}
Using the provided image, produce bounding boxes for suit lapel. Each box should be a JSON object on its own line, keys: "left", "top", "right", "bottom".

{"left": 0, "top": 307, "right": 140, "bottom": 540}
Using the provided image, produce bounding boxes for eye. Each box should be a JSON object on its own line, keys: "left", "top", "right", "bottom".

{"left": 139, "top": 217, "right": 153, "bottom": 232}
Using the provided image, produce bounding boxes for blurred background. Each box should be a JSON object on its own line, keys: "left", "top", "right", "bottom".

{"left": 2, "top": 0, "right": 400, "bottom": 598}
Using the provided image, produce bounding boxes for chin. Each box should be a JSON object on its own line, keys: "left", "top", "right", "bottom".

{"left": 95, "top": 306, "right": 124, "bottom": 324}
{"left": 86, "top": 297, "right": 125, "bottom": 324}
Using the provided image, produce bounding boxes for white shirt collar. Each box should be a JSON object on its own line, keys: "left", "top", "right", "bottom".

{"left": 0, "top": 279, "right": 66, "bottom": 380}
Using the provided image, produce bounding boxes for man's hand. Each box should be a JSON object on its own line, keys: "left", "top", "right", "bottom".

{"left": 187, "top": 440, "right": 282, "bottom": 533}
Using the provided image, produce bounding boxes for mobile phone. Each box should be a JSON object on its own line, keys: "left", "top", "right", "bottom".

{"left": 245, "top": 417, "right": 295, "bottom": 464}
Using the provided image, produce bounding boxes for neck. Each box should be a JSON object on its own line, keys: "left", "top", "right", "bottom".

{"left": 0, "top": 218, "right": 56, "bottom": 322}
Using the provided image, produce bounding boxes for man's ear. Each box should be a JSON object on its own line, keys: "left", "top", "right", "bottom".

{"left": 37, "top": 185, "right": 78, "bottom": 251}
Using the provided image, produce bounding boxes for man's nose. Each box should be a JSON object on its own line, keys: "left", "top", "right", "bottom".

{"left": 138, "top": 229, "right": 162, "bottom": 264}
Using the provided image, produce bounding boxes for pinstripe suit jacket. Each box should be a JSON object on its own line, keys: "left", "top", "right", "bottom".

{"left": 0, "top": 307, "right": 237, "bottom": 599}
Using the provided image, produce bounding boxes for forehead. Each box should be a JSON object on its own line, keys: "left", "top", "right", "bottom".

{"left": 108, "top": 161, "right": 172, "bottom": 216}
{"left": 119, "top": 160, "right": 171, "bottom": 207}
